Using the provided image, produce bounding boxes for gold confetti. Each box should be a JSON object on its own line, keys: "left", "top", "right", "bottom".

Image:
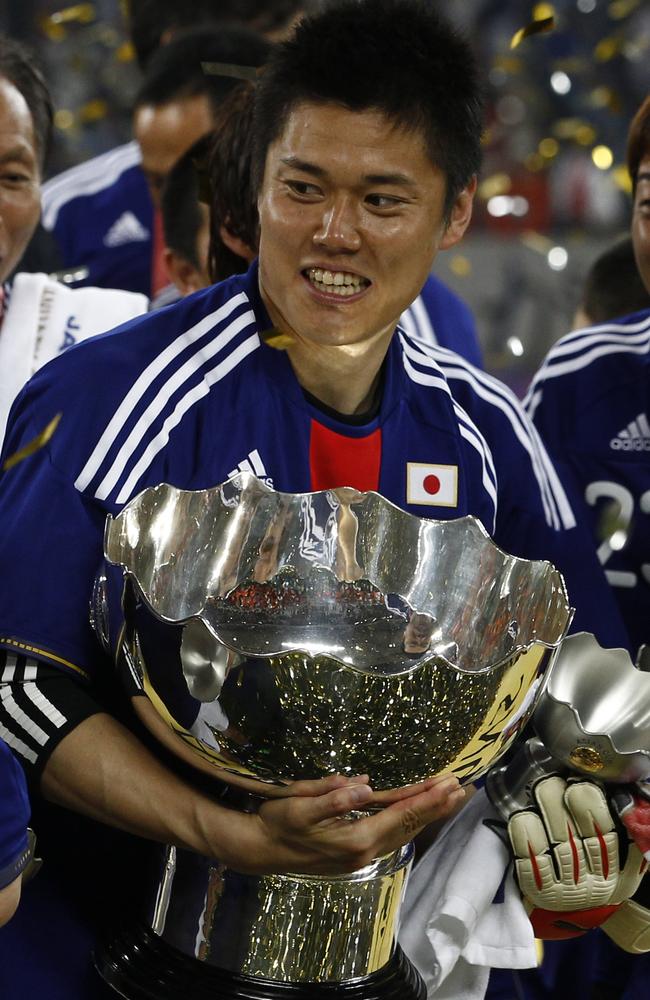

{"left": 520, "top": 231, "right": 554, "bottom": 255}
{"left": 116, "top": 41, "right": 135, "bottom": 62}
{"left": 201, "top": 61, "right": 260, "bottom": 83}
{"left": 612, "top": 164, "right": 633, "bottom": 193}
{"left": 53, "top": 108, "right": 75, "bottom": 131}
{"left": 538, "top": 137, "right": 560, "bottom": 159}
{"left": 575, "top": 124, "right": 598, "bottom": 145}
{"left": 533, "top": 3, "right": 556, "bottom": 19}
{"left": 260, "top": 329, "right": 294, "bottom": 351}
{"left": 552, "top": 56, "right": 589, "bottom": 73}
{"left": 3, "top": 414, "right": 62, "bottom": 472}
{"left": 592, "top": 145, "right": 614, "bottom": 169}
{"left": 594, "top": 35, "right": 624, "bottom": 61}
{"left": 80, "top": 99, "right": 108, "bottom": 123}
{"left": 492, "top": 55, "right": 524, "bottom": 75}
{"left": 525, "top": 152, "right": 546, "bottom": 172}
{"left": 478, "top": 173, "right": 512, "bottom": 200}
{"left": 49, "top": 3, "right": 95, "bottom": 25}
{"left": 552, "top": 118, "right": 597, "bottom": 144}
{"left": 40, "top": 19, "right": 66, "bottom": 41}
{"left": 589, "top": 86, "right": 623, "bottom": 113}
{"left": 449, "top": 256, "right": 471, "bottom": 278}
{"left": 510, "top": 16, "right": 555, "bottom": 50}
{"left": 608, "top": 0, "right": 640, "bottom": 19}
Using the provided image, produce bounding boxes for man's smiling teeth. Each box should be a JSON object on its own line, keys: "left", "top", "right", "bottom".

{"left": 306, "top": 268, "right": 368, "bottom": 296}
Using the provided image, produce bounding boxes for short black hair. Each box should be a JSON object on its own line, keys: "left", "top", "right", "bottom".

{"left": 580, "top": 237, "right": 650, "bottom": 325}
{"left": 127, "top": 0, "right": 304, "bottom": 70}
{"left": 0, "top": 34, "right": 53, "bottom": 171}
{"left": 627, "top": 95, "right": 650, "bottom": 193}
{"left": 207, "top": 82, "right": 258, "bottom": 283}
{"left": 134, "top": 25, "right": 271, "bottom": 118}
{"left": 161, "top": 133, "right": 212, "bottom": 269}
{"left": 252, "top": 0, "right": 483, "bottom": 216}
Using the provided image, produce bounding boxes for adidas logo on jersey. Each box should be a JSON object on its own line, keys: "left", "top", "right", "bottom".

{"left": 228, "top": 449, "right": 274, "bottom": 487}
{"left": 610, "top": 413, "right": 650, "bottom": 451}
{"left": 103, "top": 211, "right": 150, "bottom": 248}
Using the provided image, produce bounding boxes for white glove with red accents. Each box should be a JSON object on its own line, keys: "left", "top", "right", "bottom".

{"left": 601, "top": 789, "right": 650, "bottom": 953}
{"left": 508, "top": 774, "right": 648, "bottom": 940}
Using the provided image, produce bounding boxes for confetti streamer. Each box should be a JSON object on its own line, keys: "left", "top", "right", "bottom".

{"left": 608, "top": 0, "right": 641, "bottom": 20}
{"left": 3, "top": 414, "right": 62, "bottom": 472}
{"left": 201, "top": 61, "right": 261, "bottom": 83}
{"left": 259, "top": 329, "right": 295, "bottom": 351}
{"left": 510, "top": 16, "right": 555, "bottom": 50}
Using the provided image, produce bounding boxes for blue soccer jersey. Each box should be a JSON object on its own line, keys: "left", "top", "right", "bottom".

{"left": 526, "top": 308, "right": 650, "bottom": 658}
{"left": 0, "top": 262, "right": 627, "bottom": 688}
{"left": 41, "top": 143, "right": 154, "bottom": 297}
{"left": 402, "top": 273, "right": 484, "bottom": 369}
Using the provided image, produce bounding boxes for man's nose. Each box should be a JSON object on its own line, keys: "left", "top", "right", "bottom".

{"left": 312, "top": 197, "right": 361, "bottom": 252}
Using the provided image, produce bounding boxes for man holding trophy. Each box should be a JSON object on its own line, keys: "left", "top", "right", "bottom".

{"left": 0, "top": 2, "right": 647, "bottom": 998}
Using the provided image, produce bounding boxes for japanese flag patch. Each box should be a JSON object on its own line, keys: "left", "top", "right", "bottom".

{"left": 407, "top": 463, "right": 458, "bottom": 507}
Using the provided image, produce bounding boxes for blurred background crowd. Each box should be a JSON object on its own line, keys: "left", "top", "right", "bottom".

{"left": 2, "top": 0, "right": 649, "bottom": 390}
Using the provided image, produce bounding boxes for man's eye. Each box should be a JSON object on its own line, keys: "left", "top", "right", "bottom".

{"left": 365, "top": 194, "right": 401, "bottom": 209}
{"left": 286, "top": 180, "right": 321, "bottom": 197}
{"left": 0, "top": 171, "right": 30, "bottom": 185}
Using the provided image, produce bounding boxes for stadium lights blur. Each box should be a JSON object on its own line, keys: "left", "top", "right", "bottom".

{"left": 592, "top": 145, "right": 614, "bottom": 169}
{"left": 487, "top": 195, "right": 530, "bottom": 218}
{"left": 547, "top": 246, "right": 569, "bottom": 270}
{"left": 550, "top": 71, "right": 572, "bottom": 94}
{"left": 507, "top": 336, "right": 525, "bottom": 357}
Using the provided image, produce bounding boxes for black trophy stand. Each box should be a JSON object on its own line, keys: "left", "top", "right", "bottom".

{"left": 95, "top": 923, "right": 426, "bottom": 1000}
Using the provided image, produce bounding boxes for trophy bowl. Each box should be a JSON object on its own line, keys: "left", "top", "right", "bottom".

{"left": 533, "top": 631, "right": 650, "bottom": 783}
{"left": 96, "top": 473, "right": 573, "bottom": 793}
{"left": 487, "top": 633, "right": 650, "bottom": 819}
{"left": 93, "top": 475, "right": 574, "bottom": 998}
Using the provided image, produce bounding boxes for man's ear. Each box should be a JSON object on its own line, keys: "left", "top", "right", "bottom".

{"left": 439, "top": 174, "right": 477, "bottom": 251}
{"left": 219, "top": 224, "right": 257, "bottom": 265}
{"left": 164, "top": 247, "right": 207, "bottom": 297}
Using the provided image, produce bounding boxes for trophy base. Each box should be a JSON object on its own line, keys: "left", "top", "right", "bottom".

{"left": 96, "top": 922, "right": 426, "bottom": 1000}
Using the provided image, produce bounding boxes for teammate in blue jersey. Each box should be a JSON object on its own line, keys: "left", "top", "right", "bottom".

{"left": 38, "top": 2, "right": 306, "bottom": 296}
{"left": 0, "top": 4, "right": 642, "bottom": 997}
{"left": 526, "top": 95, "right": 650, "bottom": 664}
{"left": 522, "top": 95, "right": 650, "bottom": 1000}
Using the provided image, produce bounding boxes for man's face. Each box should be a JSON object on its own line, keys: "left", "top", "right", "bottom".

{"left": 632, "top": 153, "right": 650, "bottom": 294}
{"left": 0, "top": 76, "right": 41, "bottom": 284}
{"left": 257, "top": 102, "right": 474, "bottom": 351}
{"left": 134, "top": 93, "right": 214, "bottom": 207}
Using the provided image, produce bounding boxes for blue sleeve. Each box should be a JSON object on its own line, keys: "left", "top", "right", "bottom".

{"left": 0, "top": 740, "right": 30, "bottom": 890}
{"left": 0, "top": 382, "right": 111, "bottom": 681}
{"left": 420, "top": 274, "right": 484, "bottom": 368}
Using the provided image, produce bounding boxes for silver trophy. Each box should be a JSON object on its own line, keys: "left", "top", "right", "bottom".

{"left": 92, "top": 475, "right": 572, "bottom": 999}
{"left": 487, "top": 632, "right": 650, "bottom": 819}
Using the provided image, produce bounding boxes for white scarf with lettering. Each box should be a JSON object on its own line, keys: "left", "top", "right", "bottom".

{"left": 0, "top": 272, "right": 147, "bottom": 445}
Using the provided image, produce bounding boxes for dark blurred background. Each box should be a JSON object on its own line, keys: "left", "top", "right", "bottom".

{"left": 1, "top": 0, "right": 649, "bottom": 389}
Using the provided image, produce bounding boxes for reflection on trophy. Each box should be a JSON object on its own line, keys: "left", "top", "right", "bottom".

{"left": 91, "top": 474, "right": 572, "bottom": 999}
{"left": 487, "top": 632, "right": 650, "bottom": 819}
